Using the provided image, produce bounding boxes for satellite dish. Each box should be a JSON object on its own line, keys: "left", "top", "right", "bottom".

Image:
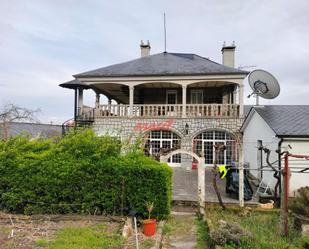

{"left": 247, "top": 69, "right": 280, "bottom": 104}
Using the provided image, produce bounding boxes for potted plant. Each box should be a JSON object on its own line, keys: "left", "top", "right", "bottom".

{"left": 143, "top": 201, "right": 156, "bottom": 236}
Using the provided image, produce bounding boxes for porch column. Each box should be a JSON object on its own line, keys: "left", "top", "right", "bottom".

{"left": 129, "top": 86, "right": 134, "bottom": 117}
{"left": 198, "top": 159, "right": 206, "bottom": 214}
{"left": 182, "top": 85, "right": 187, "bottom": 118}
{"left": 239, "top": 142, "right": 244, "bottom": 207}
{"left": 239, "top": 84, "right": 244, "bottom": 116}
{"left": 95, "top": 93, "right": 100, "bottom": 116}
{"left": 78, "top": 88, "right": 83, "bottom": 116}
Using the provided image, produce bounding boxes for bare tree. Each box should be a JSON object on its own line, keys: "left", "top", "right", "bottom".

{"left": 212, "top": 143, "right": 227, "bottom": 210}
{"left": 0, "top": 103, "right": 40, "bottom": 140}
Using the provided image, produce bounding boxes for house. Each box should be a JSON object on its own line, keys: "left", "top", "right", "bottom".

{"left": 60, "top": 41, "right": 248, "bottom": 170}
{"left": 0, "top": 122, "right": 62, "bottom": 139}
{"left": 241, "top": 105, "right": 309, "bottom": 197}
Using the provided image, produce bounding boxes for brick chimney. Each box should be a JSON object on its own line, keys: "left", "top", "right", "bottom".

{"left": 221, "top": 41, "right": 236, "bottom": 68}
{"left": 140, "top": 40, "right": 151, "bottom": 57}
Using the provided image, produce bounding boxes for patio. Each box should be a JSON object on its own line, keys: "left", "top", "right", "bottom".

{"left": 172, "top": 167, "right": 258, "bottom": 204}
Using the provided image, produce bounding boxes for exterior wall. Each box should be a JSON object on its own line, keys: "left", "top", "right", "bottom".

{"left": 243, "top": 111, "right": 309, "bottom": 196}
{"left": 138, "top": 86, "right": 234, "bottom": 104}
{"left": 281, "top": 140, "right": 309, "bottom": 196}
{"left": 243, "top": 111, "right": 279, "bottom": 188}
{"left": 93, "top": 117, "right": 243, "bottom": 168}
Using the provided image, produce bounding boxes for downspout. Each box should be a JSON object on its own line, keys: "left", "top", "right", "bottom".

{"left": 277, "top": 137, "right": 284, "bottom": 207}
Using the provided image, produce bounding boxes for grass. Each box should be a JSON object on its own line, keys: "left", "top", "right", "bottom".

{"left": 33, "top": 223, "right": 124, "bottom": 249}
{"left": 196, "top": 217, "right": 210, "bottom": 249}
{"left": 205, "top": 208, "right": 305, "bottom": 249}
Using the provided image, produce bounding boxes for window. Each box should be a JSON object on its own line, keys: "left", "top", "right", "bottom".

{"left": 193, "top": 130, "right": 237, "bottom": 165}
{"left": 166, "top": 90, "right": 177, "bottom": 104}
{"left": 191, "top": 90, "right": 203, "bottom": 104}
{"left": 145, "top": 130, "right": 181, "bottom": 164}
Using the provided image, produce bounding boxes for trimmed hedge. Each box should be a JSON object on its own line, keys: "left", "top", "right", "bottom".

{"left": 0, "top": 129, "right": 172, "bottom": 219}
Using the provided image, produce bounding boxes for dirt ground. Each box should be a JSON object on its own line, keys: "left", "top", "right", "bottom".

{"left": 0, "top": 212, "right": 123, "bottom": 249}
{"left": 0, "top": 212, "right": 159, "bottom": 249}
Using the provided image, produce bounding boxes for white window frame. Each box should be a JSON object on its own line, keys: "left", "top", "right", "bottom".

{"left": 166, "top": 90, "right": 177, "bottom": 104}
{"left": 191, "top": 89, "right": 203, "bottom": 104}
{"left": 146, "top": 130, "right": 181, "bottom": 167}
{"left": 193, "top": 131, "right": 237, "bottom": 166}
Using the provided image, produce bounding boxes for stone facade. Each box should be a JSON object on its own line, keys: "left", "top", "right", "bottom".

{"left": 93, "top": 117, "right": 244, "bottom": 156}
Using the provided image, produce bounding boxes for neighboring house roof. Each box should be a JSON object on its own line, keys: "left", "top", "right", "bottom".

{"left": 73, "top": 52, "right": 249, "bottom": 78}
{"left": 2, "top": 122, "right": 62, "bottom": 138}
{"left": 241, "top": 105, "right": 309, "bottom": 137}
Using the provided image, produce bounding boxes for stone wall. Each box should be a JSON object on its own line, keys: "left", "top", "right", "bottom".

{"left": 93, "top": 117, "right": 244, "bottom": 150}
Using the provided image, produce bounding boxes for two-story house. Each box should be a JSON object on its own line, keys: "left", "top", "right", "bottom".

{"left": 60, "top": 41, "right": 248, "bottom": 169}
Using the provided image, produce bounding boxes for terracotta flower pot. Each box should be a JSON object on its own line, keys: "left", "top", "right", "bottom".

{"left": 143, "top": 218, "right": 156, "bottom": 236}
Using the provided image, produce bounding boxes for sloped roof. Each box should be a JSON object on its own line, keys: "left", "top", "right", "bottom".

{"left": 74, "top": 52, "right": 248, "bottom": 78}
{"left": 3, "top": 122, "right": 62, "bottom": 138}
{"left": 59, "top": 79, "right": 90, "bottom": 89}
{"left": 244, "top": 105, "right": 309, "bottom": 137}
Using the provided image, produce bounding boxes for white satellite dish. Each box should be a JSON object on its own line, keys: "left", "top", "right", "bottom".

{"left": 247, "top": 69, "right": 280, "bottom": 105}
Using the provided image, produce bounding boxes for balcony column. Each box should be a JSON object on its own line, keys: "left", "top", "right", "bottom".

{"left": 182, "top": 85, "right": 187, "bottom": 118}
{"left": 95, "top": 93, "right": 100, "bottom": 116}
{"left": 129, "top": 86, "right": 134, "bottom": 117}
{"left": 78, "top": 87, "right": 83, "bottom": 116}
{"left": 239, "top": 84, "right": 244, "bottom": 116}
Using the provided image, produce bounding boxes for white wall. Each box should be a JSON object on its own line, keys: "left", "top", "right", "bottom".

{"left": 281, "top": 140, "right": 309, "bottom": 196}
{"left": 243, "top": 110, "right": 279, "bottom": 188}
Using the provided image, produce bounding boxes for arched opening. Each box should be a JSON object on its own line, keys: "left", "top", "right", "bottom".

{"left": 193, "top": 130, "right": 238, "bottom": 166}
{"left": 144, "top": 130, "right": 181, "bottom": 167}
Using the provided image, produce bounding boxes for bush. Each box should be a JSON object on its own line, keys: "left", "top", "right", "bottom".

{"left": 0, "top": 129, "right": 172, "bottom": 219}
{"left": 289, "top": 187, "right": 309, "bottom": 218}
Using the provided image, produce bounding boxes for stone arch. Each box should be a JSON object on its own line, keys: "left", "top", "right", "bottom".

{"left": 160, "top": 149, "right": 203, "bottom": 165}
{"left": 190, "top": 127, "right": 237, "bottom": 141}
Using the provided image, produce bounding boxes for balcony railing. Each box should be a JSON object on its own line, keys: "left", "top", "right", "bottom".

{"left": 77, "top": 104, "right": 240, "bottom": 119}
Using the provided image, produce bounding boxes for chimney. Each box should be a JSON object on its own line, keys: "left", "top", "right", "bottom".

{"left": 140, "top": 40, "right": 151, "bottom": 57}
{"left": 221, "top": 41, "right": 236, "bottom": 68}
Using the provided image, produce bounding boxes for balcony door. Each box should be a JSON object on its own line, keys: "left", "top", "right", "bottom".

{"left": 191, "top": 89, "right": 203, "bottom": 104}
{"left": 166, "top": 90, "right": 177, "bottom": 104}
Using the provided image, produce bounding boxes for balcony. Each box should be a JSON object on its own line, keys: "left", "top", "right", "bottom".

{"left": 78, "top": 104, "right": 240, "bottom": 120}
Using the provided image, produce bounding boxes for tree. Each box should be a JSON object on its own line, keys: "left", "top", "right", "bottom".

{"left": 0, "top": 103, "right": 40, "bottom": 140}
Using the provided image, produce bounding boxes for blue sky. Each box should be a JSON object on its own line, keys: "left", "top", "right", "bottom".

{"left": 0, "top": 0, "right": 308, "bottom": 124}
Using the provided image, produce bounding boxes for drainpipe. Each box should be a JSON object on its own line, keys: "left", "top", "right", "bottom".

{"left": 277, "top": 137, "right": 284, "bottom": 207}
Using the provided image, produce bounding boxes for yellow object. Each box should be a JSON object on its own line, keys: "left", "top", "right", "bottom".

{"left": 218, "top": 165, "right": 227, "bottom": 179}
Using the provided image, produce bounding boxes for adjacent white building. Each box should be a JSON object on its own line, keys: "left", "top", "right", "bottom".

{"left": 241, "top": 105, "right": 309, "bottom": 197}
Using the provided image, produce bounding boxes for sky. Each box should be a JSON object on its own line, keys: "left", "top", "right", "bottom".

{"left": 0, "top": 0, "right": 308, "bottom": 124}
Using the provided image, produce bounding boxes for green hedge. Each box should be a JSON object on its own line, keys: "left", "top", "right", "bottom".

{"left": 0, "top": 129, "right": 172, "bottom": 219}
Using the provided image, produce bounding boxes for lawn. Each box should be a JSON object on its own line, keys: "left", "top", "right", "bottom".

{"left": 205, "top": 207, "right": 306, "bottom": 249}
{"left": 33, "top": 223, "right": 124, "bottom": 249}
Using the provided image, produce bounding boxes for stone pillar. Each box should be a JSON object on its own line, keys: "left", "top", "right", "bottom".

{"left": 239, "top": 143, "right": 244, "bottom": 207}
{"left": 239, "top": 84, "right": 244, "bottom": 116}
{"left": 198, "top": 160, "right": 206, "bottom": 214}
{"left": 182, "top": 85, "right": 187, "bottom": 118}
{"left": 129, "top": 86, "right": 134, "bottom": 117}
{"left": 78, "top": 88, "right": 83, "bottom": 115}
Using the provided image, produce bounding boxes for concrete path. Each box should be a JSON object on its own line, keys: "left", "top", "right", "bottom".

{"left": 161, "top": 213, "right": 197, "bottom": 249}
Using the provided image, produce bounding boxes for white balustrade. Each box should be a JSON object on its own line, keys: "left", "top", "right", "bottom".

{"left": 88, "top": 104, "right": 239, "bottom": 118}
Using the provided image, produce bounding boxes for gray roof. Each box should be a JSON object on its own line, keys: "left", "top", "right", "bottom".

{"left": 2, "top": 122, "right": 62, "bottom": 138}
{"left": 74, "top": 52, "right": 248, "bottom": 78}
{"left": 253, "top": 105, "right": 309, "bottom": 137}
{"left": 59, "top": 79, "right": 91, "bottom": 89}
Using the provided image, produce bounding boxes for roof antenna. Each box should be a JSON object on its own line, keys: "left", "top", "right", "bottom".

{"left": 164, "top": 13, "right": 167, "bottom": 52}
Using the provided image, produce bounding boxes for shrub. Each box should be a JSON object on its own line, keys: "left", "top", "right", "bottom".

{"left": 289, "top": 187, "right": 309, "bottom": 218}
{"left": 0, "top": 129, "right": 172, "bottom": 219}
